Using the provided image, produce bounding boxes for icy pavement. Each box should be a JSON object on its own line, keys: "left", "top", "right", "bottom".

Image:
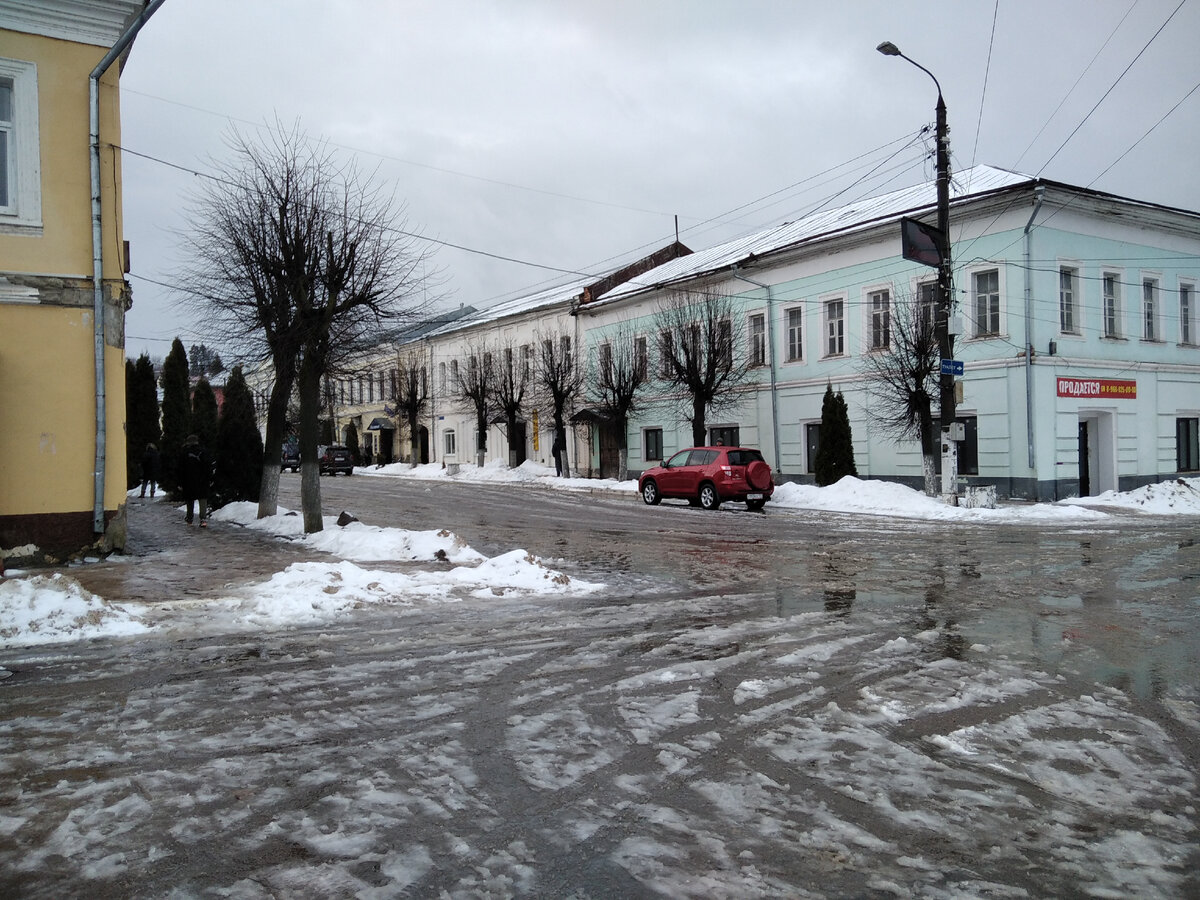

{"left": 1, "top": 585, "right": 1197, "bottom": 897}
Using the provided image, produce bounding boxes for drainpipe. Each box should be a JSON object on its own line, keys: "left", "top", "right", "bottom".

{"left": 730, "top": 266, "right": 782, "bottom": 473}
{"left": 89, "top": 0, "right": 166, "bottom": 533}
{"left": 1023, "top": 185, "right": 1046, "bottom": 474}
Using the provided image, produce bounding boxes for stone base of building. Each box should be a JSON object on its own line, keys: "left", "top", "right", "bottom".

{"left": 0, "top": 505, "right": 126, "bottom": 568}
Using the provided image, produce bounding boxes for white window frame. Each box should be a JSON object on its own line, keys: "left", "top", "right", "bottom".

{"left": 1059, "top": 264, "right": 1080, "bottom": 335}
{"left": 443, "top": 429, "right": 457, "bottom": 457}
{"left": 970, "top": 268, "right": 1001, "bottom": 338}
{"left": 1180, "top": 279, "right": 1196, "bottom": 346}
{"left": 1142, "top": 275, "right": 1161, "bottom": 342}
{"left": 634, "top": 334, "right": 648, "bottom": 380}
{"left": 866, "top": 286, "right": 891, "bottom": 351}
{"left": 822, "top": 295, "right": 845, "bottom": 358}
{"left": 1102, "top": 270, "right": 1123, "bottom": 339}
{"left": 785, "top": 306, "right": 803, "bottom": 362}
{"left": 0, "top": 57, "right": 40, "bottom": 231}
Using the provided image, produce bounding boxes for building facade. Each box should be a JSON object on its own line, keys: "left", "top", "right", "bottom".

{"left": 319, "top": 167, "right": 1198, "bottom": 500}
{"left": 0, "top": 1, "right": 150, "bottom": 560}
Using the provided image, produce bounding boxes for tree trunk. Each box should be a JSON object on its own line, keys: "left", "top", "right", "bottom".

{"left": 507, "top": 413, "right": 519, "bottom": 468}
{"left": 297, "top": 355, "right": 325, "bottom": 534}
{"left": 257, "top": 375, "right": 291, "bottom": 519}
{"left": 408, "top": 413, "right": 420, "bottom": 468}
{"left": 475, "top": 413, "right": 487, "bottom": 467}
{"left": 691, "top": 396, "right": 707, "bottom": 446}
{"left": 920, "top": 414, "right": 938, "bottom": 496}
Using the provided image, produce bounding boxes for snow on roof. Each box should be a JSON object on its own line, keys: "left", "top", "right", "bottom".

{"left": 425, "top": 275, "right": 594, "bottom": 338}
{"left": 595, "top": 164, "right": 1033, "bottom": 304}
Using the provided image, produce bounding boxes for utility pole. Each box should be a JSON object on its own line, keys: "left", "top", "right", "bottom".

{"left": 879, "top": 41, "right": 959, "bottom": 501}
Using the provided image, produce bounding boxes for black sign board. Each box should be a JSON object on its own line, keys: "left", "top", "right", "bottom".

{"left": 901, "top": 217, "right": 944, "bottom": 268}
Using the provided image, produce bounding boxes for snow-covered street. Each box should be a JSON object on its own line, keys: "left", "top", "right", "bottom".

{"left": 1, "top": 472, "right": 1198, "bottom": 897}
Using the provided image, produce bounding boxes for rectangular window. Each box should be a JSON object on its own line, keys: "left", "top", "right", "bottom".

{"left": 444, "top": 429, "right": 457, "bottom": 457}
{"left": 644, "top": 427, "right": 663, "bottom": 461}
{"left": 1143, "top": 278, "right": 1158, "bottom": 341}
{"left": 450, "top": 359, "right": 459, "bottom": 386}
{"left": 1059, "top": 267, "right": 1078, "bottom": 334}
{"left": 973, "top": 270, "right": 1000, "bottom": 337}
{"left": 0, "top": 78, "right": 11, "bottom": 208}
{"left": 420, "top": 367, "right": 428, "bottom": 398}
{"left": 561, "top": 336, "right": 572, "bottom": 370}
{"left": 439, "top": 362, "right": 447, "bottom": 392}
{"left": 367, "top": 376, "right": 374, "bottom": 403}
{"left": 869, "top": 289, "right": 890, "bottom": 350}
{"left": 786, "top": 307, "right": 803, "bottom": 361}
{"left": 1178, "top": 418, "right": 1199, "bottom": 472}
{"left": 0, "top": 59, "right": 40, "bottom": 226}
{"left": 805, "top": 422, "right": 821, "bottom": 473}
{"left": 1182, "top": 283, "right": 1195, "bottom": 345}
{"left": 634, "top": 335, "right": 648, "bottom": 380}
{"left": 748, "top": 313, "right": 765, "bottom": 367}
{"left": 599, "top": 342, "right": 612, "bottom": 380}
{"left": 824, "top": 299, "right": 844, "bottom": 357}
{"left": 659, "top": 329, "right": 673, "bottom": 377}
{"left": 709, "top": 426, "right": 739, "bottom": 447}
{"left": 522, "top": 344, "right": 533, "bottom": 379}
{"left": 918, "top": 280, "right": 937, "bottom": 332}
{"left": 718, "top": 319, "right": 733, "bottom": 369}
{"left": 1103, "top": 273, "right": 1121, "bottom": 338}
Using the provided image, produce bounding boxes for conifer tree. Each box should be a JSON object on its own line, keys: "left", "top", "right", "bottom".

{"left": 191, "top": 378, "right": 219, "bottom": 457}
{"left": 126, "top": 354, "right": 161, "bottom": 488}
{"left": 214, "top": 365, "right": 263, "bottom": 505}
{"left": 160, "top": 338, "right": 191, "bottom": 494}
{"left": 815, "top": 383, "right": 858, "bottom": 487}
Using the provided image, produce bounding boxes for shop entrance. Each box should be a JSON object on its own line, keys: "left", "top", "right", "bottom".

{"left": 1077, "top": 412, "right": 1116, "bottom": 496}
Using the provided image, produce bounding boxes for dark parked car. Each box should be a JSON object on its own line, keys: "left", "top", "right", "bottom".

{"left": 319, "top": 445, "right": 354, "bottom": 476}
{"left": 638, "top": 446, "right": 774, "bottom": 511}
{"left": 280, "top": 443, "right": 300, "bottom": 472}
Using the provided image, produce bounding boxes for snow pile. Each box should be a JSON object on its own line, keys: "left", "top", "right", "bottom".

{"left": 771, "top": 476, "right": 1110, "bottom": 522}
{"left": 1, "top": 505, "right": 602, "bottom": 649}
{"left": 360, "top": 458, "right": 634, "bottom": 493}
{"left": 1060, "top": 477, "right": 1200, "bottom": 515}
{"left": 0, "top": 573, "right": 150, "bottom": 646}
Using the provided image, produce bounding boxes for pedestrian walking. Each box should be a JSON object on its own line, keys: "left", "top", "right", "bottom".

{"left": 139, "top": 443, "right": 161, "bottom": 498}
{"left": 178, "top": 434, "right": 212, "bottom": 527}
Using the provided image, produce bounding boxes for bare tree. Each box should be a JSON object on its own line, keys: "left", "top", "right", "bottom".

{"left": 391, "top": 348, "right": 429, "bottom": 466}
{"left": 655, "top": 287, "right": 751, "bottom": 446}
{"left": 533, "top": 331, "right": 584, "bottom": 477}
{"left": 589, "top": 324, "right": 651, "bottom": 480}
{"left": 181, "top": 121, "right": 436, "bottom": 532}
{"left": 451, "top": 344, "right": 495, "bottom": 467}
{"left": 488, "top": 341, "right": 532, "bottom": 468}
{"left": 859, "top": 289, "right": 941, "bottom": 494}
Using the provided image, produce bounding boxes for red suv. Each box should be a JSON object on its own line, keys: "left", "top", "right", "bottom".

{"left": 639, "top": 446, "right": 774, "bottom": 511}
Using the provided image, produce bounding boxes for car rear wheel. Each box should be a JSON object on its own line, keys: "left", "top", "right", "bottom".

{"left": 699, "top": 483, "right": 721, "bottom": 510}
{"left": 641, "top": 479, "right": 661, "bottom": 505}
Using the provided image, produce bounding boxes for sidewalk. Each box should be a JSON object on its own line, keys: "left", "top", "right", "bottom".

{"left": 62, "top": 495, "right": 315, "bottom": 605}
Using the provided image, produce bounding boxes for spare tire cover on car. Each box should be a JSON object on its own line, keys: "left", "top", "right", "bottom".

{"left": 747, "top": 460, "right": 772, "bottom": 490}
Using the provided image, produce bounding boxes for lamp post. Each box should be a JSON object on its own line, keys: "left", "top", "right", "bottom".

{"left": 877, "top": 41, "right": 958, "bottom": 498}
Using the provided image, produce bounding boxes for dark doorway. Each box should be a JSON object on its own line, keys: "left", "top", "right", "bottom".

{"left": 599, "top": 425, "right": 621, "bottom": 479}
{"left": 1078, "top": 421, "right": 1091, "bottom": 496}
{"left": 417, "top": 426, "right": 429, "bottom": 464}
{"left": 380, "top": 430, "right": 394, "bottom": 465}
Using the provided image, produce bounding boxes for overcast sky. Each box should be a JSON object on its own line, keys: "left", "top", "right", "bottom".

{"left": 118, "top": 0, "right": 1200, "bottom": 361}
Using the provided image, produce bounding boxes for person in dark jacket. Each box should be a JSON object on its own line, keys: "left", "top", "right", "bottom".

{"left": 178, "top": 434, "right": 212, "bottom": 527}
{"left": 139, "top": 443, "right": 161, "bottom": 498}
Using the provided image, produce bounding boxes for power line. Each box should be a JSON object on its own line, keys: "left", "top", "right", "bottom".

{"left": 1035, "top": 0, "right": 1187, "bottom": 176}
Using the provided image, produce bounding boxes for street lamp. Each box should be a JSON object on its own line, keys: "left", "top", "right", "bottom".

{"left": 878, "top": 40, "right": 958, "bottom": 498}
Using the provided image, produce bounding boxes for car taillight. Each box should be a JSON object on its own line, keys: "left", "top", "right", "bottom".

{"left": 721, "top": 466, "right": 732, "bottom": 477}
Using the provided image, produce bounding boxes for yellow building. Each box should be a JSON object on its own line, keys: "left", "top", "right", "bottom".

{"left": 0, "top": 1, "right": 155, "bottom": 562}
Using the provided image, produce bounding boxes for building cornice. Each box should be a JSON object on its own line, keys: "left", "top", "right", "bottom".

{"left": 0, "top": 0, "right": 146, "bottom": 48}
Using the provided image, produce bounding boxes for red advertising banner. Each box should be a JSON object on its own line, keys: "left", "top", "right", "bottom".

{"left": 1056, "top": 378, "right": 1137, "bottom": 399}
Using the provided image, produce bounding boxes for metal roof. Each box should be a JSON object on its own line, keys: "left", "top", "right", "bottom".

{"left": 595, "top": 164, "right": 1033, "bottom": 304}
{"left": 424, "top": 275, "right": 594, "bottom": 338}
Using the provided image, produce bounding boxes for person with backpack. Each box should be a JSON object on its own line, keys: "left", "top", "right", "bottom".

{"left": 178, "top": 434, "right": 212, "bottom": 527}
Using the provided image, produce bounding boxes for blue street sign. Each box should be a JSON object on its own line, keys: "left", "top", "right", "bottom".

{"left": 940, "top": 359, "right": 964, "bottom": 376}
